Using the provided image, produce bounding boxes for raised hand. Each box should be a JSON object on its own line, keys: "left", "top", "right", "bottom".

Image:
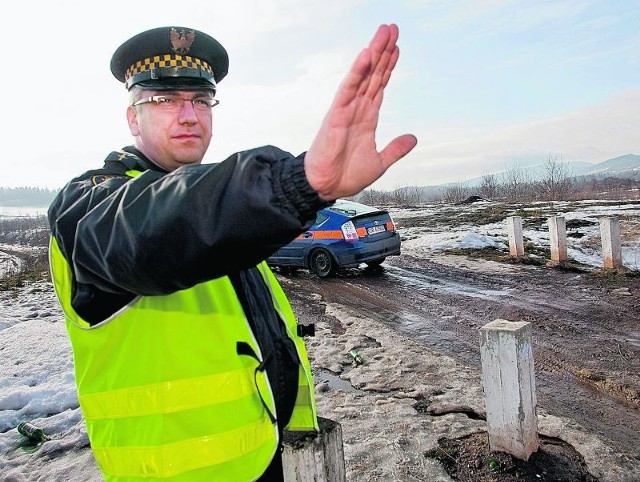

{"left": 304, "top": 23, "right": 417, "bottom": 201}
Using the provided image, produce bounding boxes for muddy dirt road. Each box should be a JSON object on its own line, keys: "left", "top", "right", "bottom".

{"left": 275, "top": 254, "right": 640, "bottom": 459}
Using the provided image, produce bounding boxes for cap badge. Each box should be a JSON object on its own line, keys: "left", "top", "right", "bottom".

{"left": 170, "top": 28, "right": 196, "bottom": 54}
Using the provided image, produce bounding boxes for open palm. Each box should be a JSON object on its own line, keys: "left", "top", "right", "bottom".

{"left": 305, "top": 24, "right": 417, "bottom": 201}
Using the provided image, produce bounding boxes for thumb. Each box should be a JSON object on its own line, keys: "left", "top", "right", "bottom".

{"left": 379, "top": 134, "right": 418, "bottom": 169}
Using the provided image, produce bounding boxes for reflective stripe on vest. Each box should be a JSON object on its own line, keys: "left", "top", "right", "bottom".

{"left": 49, "top": 236, "right": 318, "bottom": 481}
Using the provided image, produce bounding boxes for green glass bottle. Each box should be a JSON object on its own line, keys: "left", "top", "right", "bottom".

{"left": 17, "top": 422, "right": 50, "bottom": 443}
{"left": 349, "top": 349, "right": 364, "bottom": 365}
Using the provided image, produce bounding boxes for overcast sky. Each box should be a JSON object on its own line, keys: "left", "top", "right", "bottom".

{"left": 5, "top": 0, "right": 639, "bottom": 191}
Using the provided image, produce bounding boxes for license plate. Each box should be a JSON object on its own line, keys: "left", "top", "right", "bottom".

{"left": 367, "top": 225, "right": 386, "bottom": 235}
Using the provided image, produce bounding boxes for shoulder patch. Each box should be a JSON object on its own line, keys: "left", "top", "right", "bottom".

{"left": 91, "top": 174, "right": 126, "bottom": 186}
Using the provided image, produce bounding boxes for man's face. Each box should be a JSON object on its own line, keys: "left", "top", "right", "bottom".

{"left": 126, "top": 90, "right": 215, "bottom": 171}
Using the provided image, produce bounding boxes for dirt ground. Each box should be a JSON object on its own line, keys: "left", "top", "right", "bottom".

{"left": 425, "top": 432, "right": 597, "bottom": 481}
{"left": 275, "top": 250, "right": 640, "bottom": 481}
{"left": 1, "top": 205, "right": 638, "bottom": 480}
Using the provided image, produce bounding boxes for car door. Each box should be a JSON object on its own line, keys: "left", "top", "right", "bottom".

{"left": 270, "top": 211, "right": 328, "bottom": 266}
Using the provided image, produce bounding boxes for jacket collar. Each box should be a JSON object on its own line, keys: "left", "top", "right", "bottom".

{"left": 103, "top": 146, "right": 169, "bottom": 174}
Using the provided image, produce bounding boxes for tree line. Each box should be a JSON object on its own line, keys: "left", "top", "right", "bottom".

{"left": 0, "top": 187, "right": 59, "bottom": 207}
{"left": 356, "top": 155, "right": 640, "bottom": 206}
{"left": 4, "top": 156, "right": 638, "bottom": 209}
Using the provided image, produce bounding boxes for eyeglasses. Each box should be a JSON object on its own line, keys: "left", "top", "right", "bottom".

{"left": 131, "top": 95, "right": 220, "bottom": 112}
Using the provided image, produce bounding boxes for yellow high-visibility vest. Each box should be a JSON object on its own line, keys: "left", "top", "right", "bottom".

{"left": 49, "top": 237, "right": 318, "bottom": 481}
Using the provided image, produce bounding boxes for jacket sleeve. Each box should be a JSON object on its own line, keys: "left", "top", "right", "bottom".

{"left": 49, "top": 146, "right": 328, "bottom": 296}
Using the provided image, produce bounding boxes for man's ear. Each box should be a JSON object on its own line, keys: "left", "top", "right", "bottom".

{"left": 127, "top": 106, "right": 140, "bottom": 136}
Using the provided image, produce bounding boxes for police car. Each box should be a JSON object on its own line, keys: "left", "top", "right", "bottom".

{"left": 267, "top": 199, "right": 401, "bottom": 277}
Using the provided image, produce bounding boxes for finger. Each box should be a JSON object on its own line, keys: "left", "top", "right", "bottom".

{"left": 368, "top": 24, "right": 394, "bottom": 66}
{"left": 373, "top": 88, "right": 384, "bottom": 110}
{"left": 380, "top": 46, "right": 399, "bottom": 89}
{"left": 368, "top": 24, "right": 398, "bottom": 72}
{"left": 363, "top": 26, "right": 400, "bottom": 99}
{"left": 379, "top": 134, "right": 418, "bottom": 169}
{"left": 329, "top": 46, "right": 372, "bottom": 111}
{"left": 360, "top": 49, "right": 391, "bottom": 98}
{"left": 369, "top": 45, "right": 398, "bottom": 108}
{"left": 356, "top": 24, "right": 393, "bottom": 97}
{"left": 371, "top": 46, "right": 399, "bottom": 109}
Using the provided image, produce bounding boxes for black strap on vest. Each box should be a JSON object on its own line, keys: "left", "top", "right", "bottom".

{"left": 236, "top": 342, "right": 277, "bottom": 423}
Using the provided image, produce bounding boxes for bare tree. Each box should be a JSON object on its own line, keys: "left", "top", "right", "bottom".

{"left": 442, "top": 183, "right": 470, "bottom": 203}
{"left": 539, "top": 154, "right": 573, "bottom": 201}
{"left": 479, "top": 173, "right": 499, "bottom": 200}
{"left": 500, "top": 162, "right": 533, "bottom": 202}
{"left": 390, "top": 185, "right": 422, "bottom": 205}
{"left": 357, "top": 189, "right": 380, "bottom": 205}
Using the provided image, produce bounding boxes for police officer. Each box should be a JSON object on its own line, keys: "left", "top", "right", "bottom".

{"left": 48, "top": 24, "right": 416, "bottom": 481}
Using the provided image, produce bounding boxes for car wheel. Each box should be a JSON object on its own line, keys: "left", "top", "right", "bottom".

{"left": 365, "top": 258, "right": 385, "bottom": 268}
{"left": 309, "top": 249, "right": 336, "bottom": 278}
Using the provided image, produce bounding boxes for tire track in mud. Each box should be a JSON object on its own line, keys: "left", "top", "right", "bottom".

{"left": 276, "top": 259, "right": 640, "bottom": 457}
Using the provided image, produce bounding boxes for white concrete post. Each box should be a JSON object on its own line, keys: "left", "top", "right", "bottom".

{"left": 480, "top": 319, "right": 539, "bottom": 460}
{"left": 599, "top": 217, "right": 622, "bottom": 269}
{"left": 283, "top": 417, "right": 346, "bottom": 482}
{"left": 548, "top": 216, "right": 567, "bottom": 263}
{"left": 507, "top": 216, "right": 524, "bottom": 257}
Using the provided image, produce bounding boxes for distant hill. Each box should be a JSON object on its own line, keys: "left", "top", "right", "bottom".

{"left": 421, "top": 153, "right": 640, "bottom": 192}
{"left": 583, "top": 154, "right": 640, "bottom": 176}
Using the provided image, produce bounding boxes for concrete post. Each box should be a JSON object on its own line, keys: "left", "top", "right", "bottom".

{"left": 480, "top": 319, "right": 539, "bottom": 460}
{"left": 548, "top": 216, "right": 567, "bottom": 263}
{"left": 599, "top": 217, "right": 622, "bottom": 269}
{"left": 283, "top": 417, "right": 346, "bottom": 482}
{"left": 507, "top": 216, "right": 524, "bottom": 257}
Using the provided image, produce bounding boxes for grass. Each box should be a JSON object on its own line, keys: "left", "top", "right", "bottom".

{"left": 441, "top": 244, "right": 594, "bottom": 272}
{"left": 0, "top": 249, "right": 50, "bottom": 291}
{"left": 0, "top": 216, "right": 50, "bottom": 290}
{"left": 590, "top": 266, "right": 640, "bottom": 280}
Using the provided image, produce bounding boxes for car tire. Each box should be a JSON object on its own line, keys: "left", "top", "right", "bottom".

{"left": 309, "top": 249, "right": 336, "bottom": 278}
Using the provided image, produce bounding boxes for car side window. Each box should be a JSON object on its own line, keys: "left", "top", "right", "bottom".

{"left": 314, "top": 212, "right": 329, "bottom": 227}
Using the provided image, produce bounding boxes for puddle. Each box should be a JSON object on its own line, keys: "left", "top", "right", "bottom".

{"left": 315, "top": 369, "right": 365, "bottom": 394}
{"left": 385, "top": 265, "right": 513, "bottom": 301}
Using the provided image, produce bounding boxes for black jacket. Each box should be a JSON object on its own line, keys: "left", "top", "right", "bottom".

{"left": 48, "top": 144, "right": 329, "bottom": 426}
